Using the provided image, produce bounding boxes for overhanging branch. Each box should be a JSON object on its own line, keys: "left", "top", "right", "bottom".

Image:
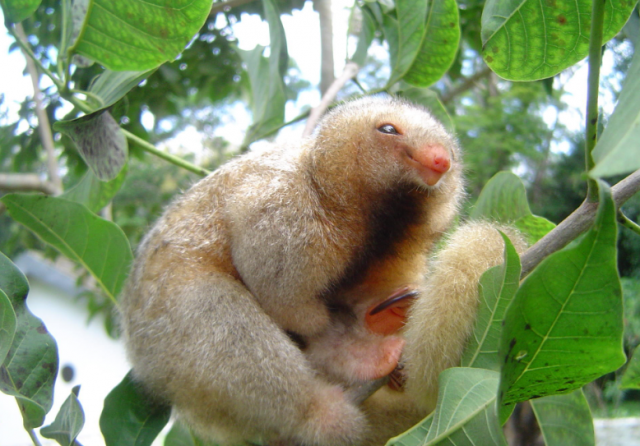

{"left": 520, "top": 169, "right": 640, "bottom": 277}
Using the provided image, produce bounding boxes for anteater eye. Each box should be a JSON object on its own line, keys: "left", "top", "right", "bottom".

{"left": 377, "top": 124, "right": 399, "bottom": 135}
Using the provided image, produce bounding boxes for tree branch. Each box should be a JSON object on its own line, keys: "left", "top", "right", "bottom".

{"left": 302, "top": 62, "right": 360, "bottom": 137}
{"left": 0, "top": 173, "right": 57, "bottom": 195}
{"left": 14, "top": 24, "right": 63, "bottom": 194}
{"left": 520, "top": 169, "right": 640, "bottom": 277}
{"left": 440, "top": 67, "right": 492, "bottom": 105}
{"left": 314, "top": 0, "right": 336, "bottom": 95}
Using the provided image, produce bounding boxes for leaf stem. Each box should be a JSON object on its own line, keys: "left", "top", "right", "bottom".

{"left": 584, "top": 0, "right": 606, "bottom": 202}
{"left": 618, "top": 211, "right": 640, "bottom": 236}
{"left": 122, "top": 130, "right": 210, "bottom": 177}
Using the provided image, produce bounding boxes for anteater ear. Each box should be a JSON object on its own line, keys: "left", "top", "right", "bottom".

{"left": 365, "top": 287, "right": 418, "bottom": 335}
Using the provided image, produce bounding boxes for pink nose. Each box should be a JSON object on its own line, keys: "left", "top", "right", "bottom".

{"left": 410, "top": 143, "right": 451, "bottom": 186}
{"left": 421, "top": 144, "right": 450, "bottom": 174}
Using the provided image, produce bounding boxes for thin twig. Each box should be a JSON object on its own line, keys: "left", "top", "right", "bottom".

{"left": 520, "top": 169, "right": 640, "bottom": 277}
{"left": 14, "top": 24, "right": 63, "bottom": 194}
{"left": 314, "top": 0, "right": 336, "bottom": 95}
{"left": 0, "top": 173, "right": 57, "bottom": 195}
{"left": 8, "top": 25, "right": 64, "bottom": 91}
{"left": 27, "top": 429, "right": 43, "bottom": 446}
{"left": 440, "top": 67, "right": 492, "bottom": 104}
{"left": 302, "top": 62, "right": 360, "bottom": 137}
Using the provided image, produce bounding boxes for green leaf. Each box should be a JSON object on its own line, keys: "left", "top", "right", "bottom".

{"left": 402, "top": 0, "right": 460, "bottom": 87}
{"left": 514, "top": 214, "right": 557, "bottom": 245}
{"left": 0, "top": 251, "right": 58, "bottom": 429}
{"left": 471, "top": 171, "right": 555, "bottom": 243}
{"left": 101, "top": 371, "right": 171, "bottom": 446}
{"left": 1, "top": 194, "right": 133, "bottom": 303}
{"left": 498, "top": 182, "right": 625, "bottom": 423}
{"left": 40, "top": 385, "right": 85, "bottom": 446}
{"left": 471, "top": 172, "right": 532, "bottom": 221}
{"left": 68, "top": 0, "right": 212, "bottom": 71}
{"left": 395, "top": 85, "right": 454, "bottom": 132}
{"left": 351, "top": 4, "right": 376, "bottom": 66}
{"left": 621, "top": 344, "right": 640, "bottom": 389}
{"left": 590, "top": 31, "right": 640, "bottom": 178}
{"left": 240, "top": 0, "right": 288, "bottom": 145}
{"left": 387, "top": 0, "right": 429, "bottom": 85}
{"left": 89, "top": 69, "right": 157, "bottom": 109}
{"left": 461, "top": 233, "right": 521, "bottom": 371}
{"left": 530, "top": 390, "right": 595, "bottom": 446}
{"left": 388, "top": 368, "right": 506, "bottom": 446}
{"left": 382, "top": 10, "right": 400, "bottom": 79}
{"left": 0, "top": 289, "right": 17, "bottom": 364}
{"left": 0, "top": 0, "right": 41, "bottom": 23}
{"left": 481, "top": 0, "right": 636, "bottom": 81}
{"left": 55, "top": 109, "right": 127, "bottom": 182}
{"left": 66, "top": 0, "right": 93, "bottom": 68}
{"left": 61, "top": 163, "right": 128, "bottom": 213}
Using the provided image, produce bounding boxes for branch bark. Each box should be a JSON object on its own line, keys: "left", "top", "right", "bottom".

{"left": 302, "top": 62, "right": 359, "bottom": 137}
{"left": 520, "top": 169, "right": 640, "bottom": 277}
{"left": 314, "top": 0, "right": 335, "bottom": 95}
{"left": 14, "top": 23, "right": 62, "bottom": 195}
{"left": 0, "top": 173, "right": 57, "bottom": 195}
{"left": 440, "top": 67, "right": 492, "bottom": 105}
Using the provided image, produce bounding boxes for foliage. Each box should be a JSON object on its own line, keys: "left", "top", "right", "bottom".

{"left": 0, "top": 0, "right": 640, "bottom": 445}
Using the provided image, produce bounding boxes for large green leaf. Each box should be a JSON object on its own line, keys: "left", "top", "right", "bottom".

{"left": 481, "top": 0, "right": 636, "bottom": 81}
{"left": 55, "top": 109, "right": 127, "bottom": 182}
{"left": 471, "top": 171, "right": 533, "bottom": 221}
{"left": 590, "top": 31, "right": 640, "bottom": 179}
{"left": 461, "top": 233, "right": 521, "bottom": 371}
{"left": 240, "top": 0, "right": 288, "bottom": 145}
{"left": 387, "top": 0, "right": 460, "bottom": 87}
{"left": 402, "top": 0, "right": 460, "bottom": 87}
{"left": 388, "top": 368, "right": 506, "bottom": 446}
{"left": 89, "top": 69, "right": 157, "bottom": 109}
{"left": 0, "top": 289, "right": 16, "bottom": 364}
{"left": 350, "top": 4, "right": 376, "bottom": 66}
{"left": 387, "top": 0, "right": 429, "bottom": 85}
{"left": 101, "top": 371, "right": 171, "bottom": 446}
{"left": 0, "top": 251, "right": 58, "bottom": 429}
{"left": 498, "top": 182, "right": 625, "bottom": 422}
{"left": 0, "top": 0, "right": 41, "bottom": 23}
{"left": 1, "top": 194, "right": 133, "bottom": 303}
{"left": 470, "top": 171, "right": 555, "bottom": 244}
{"left": 621, "top": 344, "right": 640, "bottom": 389}
{"left": 68, "top": 0, "right": 212, "bottom": 71}
{"left": 40, "top": 386, "right": 85, "bottom": 446}
{"left": 61, "top": 163, "right": 128, "bottom": 213}
{"left": 61, "top": 0, "right": 93, "bottom": 68}
{"left": 530, "top": 390, "right": 595, "bottom": 446}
